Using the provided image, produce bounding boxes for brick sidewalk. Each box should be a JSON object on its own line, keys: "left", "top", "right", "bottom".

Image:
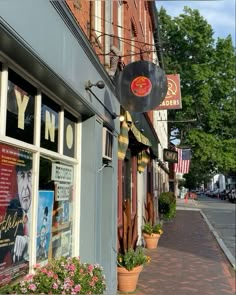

{"left": 133, "top": 210, "right": 236, "bottom": 295}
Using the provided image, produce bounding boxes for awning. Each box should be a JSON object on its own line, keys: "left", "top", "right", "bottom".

{"left": 118, "top": 111, "right": 152, "bottom": 160}
{"left": 129, "top": 112, "right": 159, "bottom": 159}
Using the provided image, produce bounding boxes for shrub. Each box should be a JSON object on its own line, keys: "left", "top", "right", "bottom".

{"left": 158, "top": 192, "right": 176, "bottom": 220}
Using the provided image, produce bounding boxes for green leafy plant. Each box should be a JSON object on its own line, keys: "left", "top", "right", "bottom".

{"left": 0, "top": 256, "right": 106, "bottom": 294}
{"left": 117, "top": 246, "right": 151, "bottom": 271}
{"left": 142, "top": 222, "right": 163, "bottom": 236}
{"left": 158, "top": 192, "right": 176, "bottom": 220}
{"left": 117, "top": 199, "right": 151, "bottom": 271}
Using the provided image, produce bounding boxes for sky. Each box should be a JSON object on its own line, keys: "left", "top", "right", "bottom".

{"left": 155, "top": 0, "right": 236, "bottom": 45}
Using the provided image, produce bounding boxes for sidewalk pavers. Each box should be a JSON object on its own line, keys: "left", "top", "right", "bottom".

{"left": 134, "top": 208, "right": 236, "bottom": 295}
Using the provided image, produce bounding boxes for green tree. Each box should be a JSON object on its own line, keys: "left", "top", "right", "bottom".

{"left": 158, "top": 7, "right": 236, "bottom": 187}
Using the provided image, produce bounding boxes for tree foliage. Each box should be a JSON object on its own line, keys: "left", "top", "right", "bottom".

{"left": 158, "top": 7, "right": 236, "bottom": 187}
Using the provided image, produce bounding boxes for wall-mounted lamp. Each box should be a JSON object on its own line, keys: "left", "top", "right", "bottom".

{"left": 85, "top": 80, "right": 105, "bottom": 90}
{"left": 111, "top": 113, "right": 125, "bottom": 122}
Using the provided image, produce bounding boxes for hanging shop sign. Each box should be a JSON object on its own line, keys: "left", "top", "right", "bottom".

{"left": 163, "top": 148, "right": 178, "bottom": 163}
{"left": 115, "top": 60, "right": 168, "bottom": 112}
{"left": 155, "top": 74, "right": 182, "bottom": 110}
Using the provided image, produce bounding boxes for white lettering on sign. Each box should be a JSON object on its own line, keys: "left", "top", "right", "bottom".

{"left": 66, "top": 124, "right": 73, "bottom": 149}
{"left": 51, "top": 163, "right": 73, "bottom": 183}
{"left": 45, "top": 110, "right": 55, "bottom": 142}
{"left": 15, "top": 89, "right": 29, "bottom": 129}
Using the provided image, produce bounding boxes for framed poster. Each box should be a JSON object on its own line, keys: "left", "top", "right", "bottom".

{"left": 36, "top": 191, "right": 54, "bottom": 265}
{"left": 61, "top": 230, "right": 71, "bottom": 257}
{"left": 0, "top": 143, "right": 32, "bottom": 286}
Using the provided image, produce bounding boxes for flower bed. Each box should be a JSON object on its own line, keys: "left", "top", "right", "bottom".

{"left": 0, "top": 256, "right": 106, "bottom": 294}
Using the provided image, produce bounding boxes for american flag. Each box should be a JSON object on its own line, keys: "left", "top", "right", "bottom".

{"left": 173, "top": 148, "right": 191, "bottom": 174}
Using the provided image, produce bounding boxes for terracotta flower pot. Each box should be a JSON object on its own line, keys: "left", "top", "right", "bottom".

{"left": 117, "top": 265, "right": 143, "bottom": 293}
{"left": 143, "top": 233, "right": 160, "bottom": 249}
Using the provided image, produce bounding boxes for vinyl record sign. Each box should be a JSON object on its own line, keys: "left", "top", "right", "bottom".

{"left": 115, "top": 60, "right": 168, "bottom": 112}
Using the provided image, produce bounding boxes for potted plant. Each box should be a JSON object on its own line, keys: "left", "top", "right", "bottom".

{"left": 142, "top": 222, "right": 164, "bottom": 249}
{"left": 117, "top": 199, "right": 150, "bottom": 293}
{"left": 0, "top": 256, "right": 106, "bottom": 294}
{"left": 142, "top": 192, "right": 163, "bottom": 249}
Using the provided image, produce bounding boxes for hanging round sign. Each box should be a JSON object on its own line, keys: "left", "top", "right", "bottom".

{"left": 115, "top": 60, "right": 168, "bottom": 112}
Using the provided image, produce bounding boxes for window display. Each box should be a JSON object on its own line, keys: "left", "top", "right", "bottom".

{"left": 38, "top": 156, "right": 73, "bottom": 265}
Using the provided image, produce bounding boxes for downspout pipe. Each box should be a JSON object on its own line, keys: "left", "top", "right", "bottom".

{"left": 149, "top": 2, "right": 165, "bottom": 71}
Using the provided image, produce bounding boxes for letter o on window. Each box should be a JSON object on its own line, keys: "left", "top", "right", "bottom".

{"left": 66, "top": 124, "right": 73, "bottom": 149}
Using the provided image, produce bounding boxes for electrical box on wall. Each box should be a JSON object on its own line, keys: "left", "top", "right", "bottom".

{"left": 102, "top": 127, "right": 113, "bottom": 162}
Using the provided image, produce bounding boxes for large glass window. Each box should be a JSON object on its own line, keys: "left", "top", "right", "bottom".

{"left": 38, "top": 156, "right": 73, "bottom": 264}
{"left": 6, "top": 69, "right": 36, "bottom": 144}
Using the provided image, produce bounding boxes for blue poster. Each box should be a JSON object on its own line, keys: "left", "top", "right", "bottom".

{"left": 36, "top": 191, "right": 54, "bottom": 264}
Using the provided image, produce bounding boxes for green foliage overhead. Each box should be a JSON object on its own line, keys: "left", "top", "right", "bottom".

{"left": 158, "top": 6, "right": 236, "bottom": 187}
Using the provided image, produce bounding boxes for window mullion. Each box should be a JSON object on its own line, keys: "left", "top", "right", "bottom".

{"left": 0, "top": 63, "right": 8, "bottom": 136}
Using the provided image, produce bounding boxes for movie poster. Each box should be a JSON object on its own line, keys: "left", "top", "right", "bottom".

{"left": 0, "top": 143, "right": 32, "bottom": 287}
{"left": 36, "top": 191, "right": 54, "bottom": 265}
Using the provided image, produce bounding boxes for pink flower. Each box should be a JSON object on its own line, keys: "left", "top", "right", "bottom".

{"left": 74, "top": 284, "right": 81, "bottom": 292}
{"left": 33, "top": 263, "right": 41, "bottom": 269}
{"left": 89, "top": 281, "right": 95, "bottom": 287}
{"left": 52, "top": 283, "right": 58, "bottom": 289}
{"left": 92, "top": 276, "right": 98, "bottom": 282}
{"left": 40, "top": 268, "right": 48, "bottom": 274}
{"left": 80, "top": 269, "right": 84, "bottom": 273}
{"left": 47, "top": 270, "right": 54, "bottom": 277}
{"left": 68, "top": 263, "right": 76, "bottom": 271}
{"left": 88, "top": 264, "right": 94, "bottom": 272}
{"left": 25, "top": 274, "right": 34, "bottom": 281}
{"left": 28, "top": 283, "right": 37, "bottom": 291}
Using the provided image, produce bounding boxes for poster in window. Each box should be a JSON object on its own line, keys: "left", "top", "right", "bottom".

{"left": 61, "top": 230, "right": 71, "bottom": 257}
{"left": 36, "top": 191, "right": 54, "bottom": 265}
{"left": 52, "top": 233, "right": 62, "bottom": 259}
{"left": 0, "top": 143, "right": 32, "bottom": 287}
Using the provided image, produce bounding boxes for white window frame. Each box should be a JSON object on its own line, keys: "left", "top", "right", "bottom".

{"left": 0, "top": 52, "right": 81, "bottom": 273}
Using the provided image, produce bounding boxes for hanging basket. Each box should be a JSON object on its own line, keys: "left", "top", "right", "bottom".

{"left": 117, "top": 265, "right": 143, "bottom": 293}
{"left": 143, "top": 233, "right": 160, "bottom": 249}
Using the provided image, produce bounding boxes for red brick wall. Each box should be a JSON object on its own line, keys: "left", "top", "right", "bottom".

{"left": 66, "top": 1, "right": 156, "bottom": 71}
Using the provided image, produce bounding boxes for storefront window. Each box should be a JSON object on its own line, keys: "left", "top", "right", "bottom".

{"left": 38, "top": 156, "right": 73, "bottom": 264}
{"left": 41, "top": 94, "right": 59, "bottom": 153}
{"left": 0, "top": 143, "right": 33, "bottom": 286}
{"left": 6, "top": 69, "right": 36, "bottom": 144}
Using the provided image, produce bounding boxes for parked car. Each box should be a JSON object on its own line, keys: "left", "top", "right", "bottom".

{"left": 205, "top": 190, "right": 213, "bottom": 197}
{"left": 212, "top": 189, "right": 220, "bottom": 198}
{"left": 219, "top": 189, "right": 230, "bottom": 200}
{"left": 228, "top": 189, "right": 236, "bottom": 203}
